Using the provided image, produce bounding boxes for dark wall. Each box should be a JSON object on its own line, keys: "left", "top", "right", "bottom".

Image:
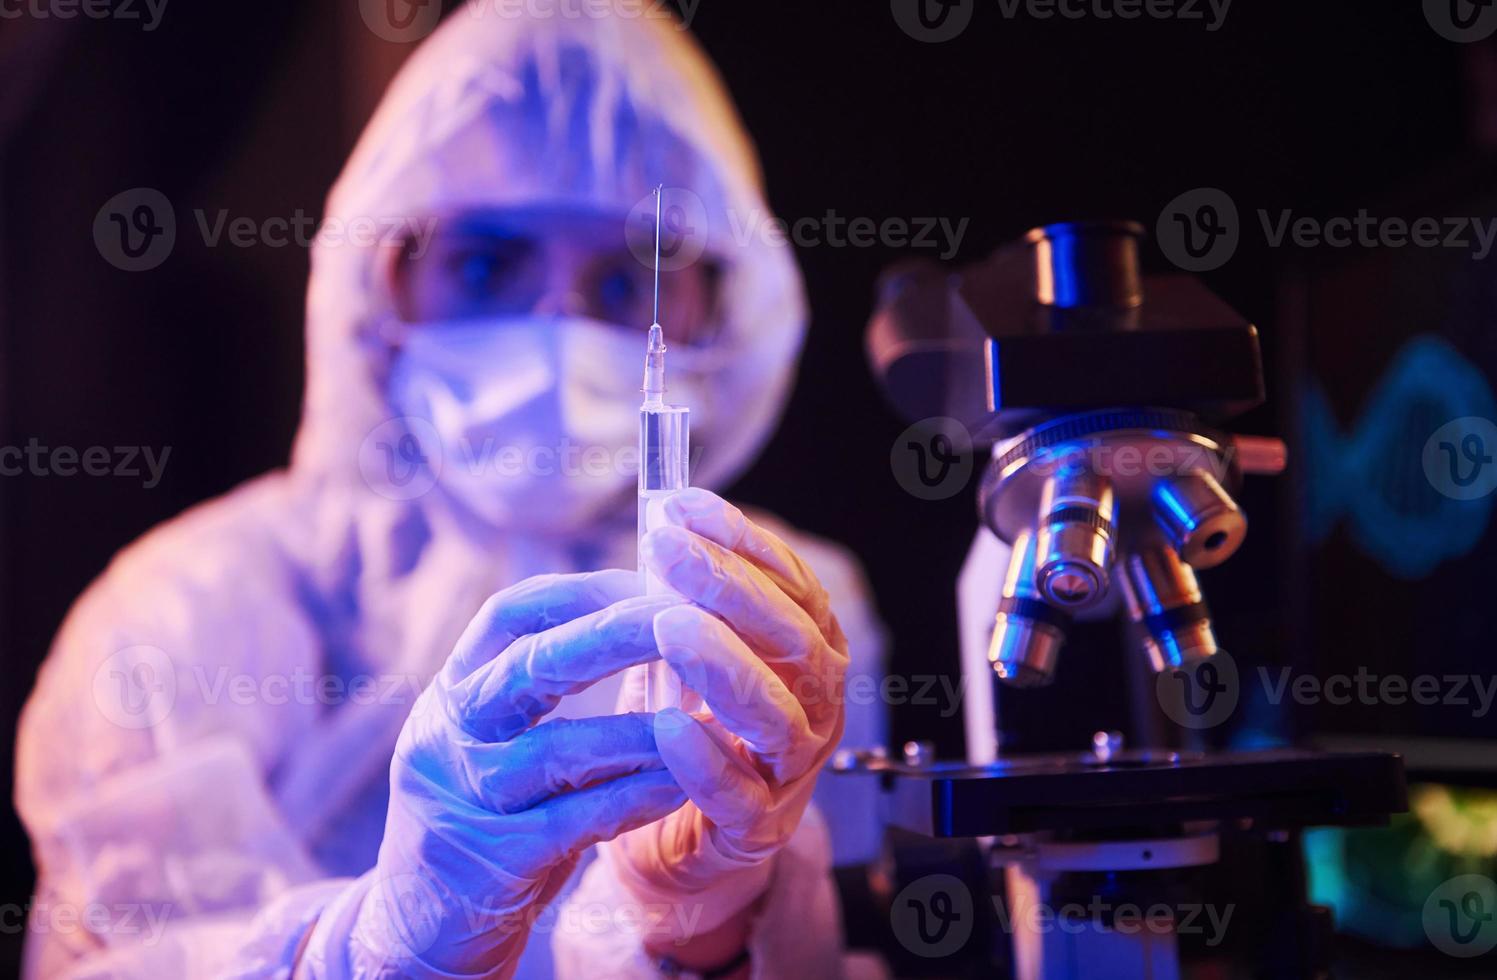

{"left": 0, "top": 1, "right": 1471, "bottom": 970}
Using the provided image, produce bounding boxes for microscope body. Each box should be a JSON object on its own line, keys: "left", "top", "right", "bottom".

{"left": 871, "top": 220, "right": 1282, "bottom": 697}
{"left": 856, "top": 222, "right": 1404, "bottom": 979}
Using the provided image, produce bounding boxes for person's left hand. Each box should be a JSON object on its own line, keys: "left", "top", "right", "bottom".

{"left": 602, "top": 488, "right": 849, "bottom": 937}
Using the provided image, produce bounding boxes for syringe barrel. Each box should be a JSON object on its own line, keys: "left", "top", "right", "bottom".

{"left": 638, "top": 403, "right": 690, "bottom": 567}
{"left": 638, "top": 403, "right": 690, "bottom": 712}
{"left": 639, "top": 404, "right": 690, "bottom": 493}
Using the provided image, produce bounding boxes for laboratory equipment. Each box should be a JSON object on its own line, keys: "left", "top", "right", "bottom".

{"left": 871, "top": 220, "right": 1281, "bottom": 688}
{"left": 639, "top": 186, "right": 691, "bottom": 710}
{"left": 844, "top": 221, "right": 1407, "bottom": 979}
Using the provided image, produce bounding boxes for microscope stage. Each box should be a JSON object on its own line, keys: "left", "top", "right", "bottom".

{"left": 873, "top": 749, "right": 1407, "bottom": 838}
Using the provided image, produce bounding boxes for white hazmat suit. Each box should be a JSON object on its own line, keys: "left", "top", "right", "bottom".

{"left": 15, "top": 6, "right": 885, "bottom": 977}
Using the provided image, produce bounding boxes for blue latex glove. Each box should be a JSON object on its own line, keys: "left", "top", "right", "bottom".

{"left": 605, "top": 489, "right": 849, "bottom": 937}
{"left": 325, "top": 570, "right": 688, "bottom": 978}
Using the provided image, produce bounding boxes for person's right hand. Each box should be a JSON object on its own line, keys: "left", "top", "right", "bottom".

{"left": 337, "top": 570, "right": 688, "bottom": 978}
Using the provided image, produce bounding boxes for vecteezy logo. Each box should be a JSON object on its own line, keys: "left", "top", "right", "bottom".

{"left": 1445, "top": 893, "right": 1493, "bottom": 943}
{"left": 383, "top": 434, "right": 430, "bottom": 488}
{"left": 359, "top": 417, "right": 443, "bottom": 501}
{"left": 890, "top": 0, "right": 974, "bottom": 42}
{"left": 1440, "top": 434, "right": 1491, "bottom": 486}
{"left": 1424, "top": 416, "right": 1497, "bottom": 500}
{"left": 626, "top": 187, "right": 709, "bottom": 272}
{"left": 92, "top": 645, "right": 177, "bottom": 729}
{"left": 890, "top": 874, "right": 974, "bottom": 958}
{"left": 1156, "top": 187, "right": 1240, "bottom": 272}
{"left": 1156, "top": 648, "right": 1239, "bottom": 730}
{"left": 1425, "top": 874, "right": 1497, "bottom": 957}
{"left": 1425, "top": 0, "right": 1497, "bottom": 42}
{"left": 890, "top": 417, "right": 974, "bottom": 501}
{"left": 359, "top": 0, "right": 443, "bottom": 43}
{"left": 364, "top": 872, "right": 445, "bottom": 958}
{"left": 93, "top": 188, "right": 176, "bottom": 272}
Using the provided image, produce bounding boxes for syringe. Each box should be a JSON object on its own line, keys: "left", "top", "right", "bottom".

{"left": 639, "top": 186, "right": 690, "bottom": 710}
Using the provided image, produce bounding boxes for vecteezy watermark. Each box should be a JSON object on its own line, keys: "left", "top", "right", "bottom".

{"left": 890, "top": 0, "right": 975, "bottom": 43}
{"left": 624, "top": 189, "right": 972, "bottom": 268}
{"left": 626, "top": 186, "right": 711, "bottom": 272}
{"left": 682, "top": 668, "right": 965, "bottom": 718}
{"left": 1258, "top": 667, "right": 1497, "bottom": 719}
{"left": 92, "top": 645, "right": 431, "bottom": 730}
{"left": 1025, "top": 440, "right": 1237, "bottom": 483}
{"left": 1156, "top": 649, "right": 1240, "bottom": 730}
{"left": 362, "top": 0, "right": 701, "bottom": 43}
{"left": 1258, "top": 209, "right": 1497, "bottom": 261}
{"left": 360, "top": 418, "right": 444, "bottom": 502}
{"left": 0, "top": 0, "right": 168, "bottom": 30}
{"left": 357, "top": 419, "right": 686, "bottom": 503}
{"left": 464, "top": 0, "right": 701, "bottom": 28}
{"left": 994, "top": 0, "right": 1231, "bottom": 31}
{"left": 94, "top": 188, "right": 439, "bottom": 272}
{"left": 358, "top": 0, "right": 444, "bottom": 43}
{"left": 192, "top": 210, "right": 436, "bottom": 257}
{"left": 1425, "top": 0, "right": 1497, "bottom": 43}
{"left": 93, "top": 646, "right": 176, "bottom": 730}
{"left": 1425, "top": 874, "right": 1497, "bottom": 957}
{"left": 460, "top": 895, "right": 707, "bottom": 946}
{"left": 1423, "top": 416, "right": 1497, "bottom": 500}
{"left": 361, "top": 873, "right": 445, "bottom": 959}
{"left": 94, "top": 188, "right": 175, "bottom": 273}
{"left": 0, "top": 439, "right": 170, "bottom": 488}
{"left": 890, "top": 873, "right": 1236, "bottom": 959}
{"left": 0, "top": 900, "right": 174, "bottom": 944}
{"left": 890, "top": 417, "right": 975, "bottom": 501}
{"left": 1156, "top": 187, "right": 1240, "bottom": 272}
{"left": 891, "top": 874, "right": 976, "bottom": 958}
{"left": 1157, "top": 187, "right": 1497, "bottom": 272}
{"left": 892, "top": 420, "right": 1240, "bottom": 503}
{"left": 1156, "top": 652, "right": 1497, "bottom": 731}
{"left": 991, "top": 896, "right": 1234, "bottom": 948}
{"left": 893, "top": 0, "right": 1228, "bottom": 42}
{"left": 727, "top": 209, "right": 970, "bottom": 261}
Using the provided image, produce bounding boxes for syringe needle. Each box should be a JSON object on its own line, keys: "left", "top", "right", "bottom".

{"left": 643, "top": 184, "right": 667, "bottom": 407}
{"left": 652, "top": 184, "right": 663, "bottom": 327}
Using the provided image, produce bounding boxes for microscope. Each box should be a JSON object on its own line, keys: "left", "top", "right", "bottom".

{"left": 848, "top": 222, "right": 1407, "bottom": 979}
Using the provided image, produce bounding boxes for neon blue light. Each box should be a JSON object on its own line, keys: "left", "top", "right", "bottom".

{"left": 1301, "top": 335, "right": 1496, "bottom": 579}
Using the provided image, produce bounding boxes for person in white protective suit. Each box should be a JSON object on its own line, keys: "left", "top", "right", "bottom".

{"left": 14, "top": 6, "right": 888, "bottom": 978}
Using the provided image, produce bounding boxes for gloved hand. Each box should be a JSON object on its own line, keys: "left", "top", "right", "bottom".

{"left": 603, "top": 488, "right": 849, "bottom": 938}
{"left": 337, "top": 570, "right": 689, "bottom": 978}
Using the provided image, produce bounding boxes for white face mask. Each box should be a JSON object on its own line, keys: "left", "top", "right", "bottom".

{"left": 388, "top": 315, "right": 714, "bottom": 534}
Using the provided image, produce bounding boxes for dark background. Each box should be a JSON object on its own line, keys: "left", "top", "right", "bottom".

{"left": 0, "top": 0, "right": 1483, "bottom": 972}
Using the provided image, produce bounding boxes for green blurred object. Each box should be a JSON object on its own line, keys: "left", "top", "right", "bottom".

{"left": 1306, "top": 785, "right": 1497, "bottom": 949}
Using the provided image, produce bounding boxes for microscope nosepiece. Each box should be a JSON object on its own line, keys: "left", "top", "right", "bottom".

{"left": 1034, "top": 468, "right": 1116, "bottom": 609}
{"left": 1118, "top": 546, "right": 1219, "bottom": 672}
{"left": 990, "top": 529, "right": 1072, "bottom": 687}
{"left": 1151, "top": 471, "right": 1246, "bottom": 570}
{"left": 991, "top": 613, "right": 1066, "bottom": 688}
